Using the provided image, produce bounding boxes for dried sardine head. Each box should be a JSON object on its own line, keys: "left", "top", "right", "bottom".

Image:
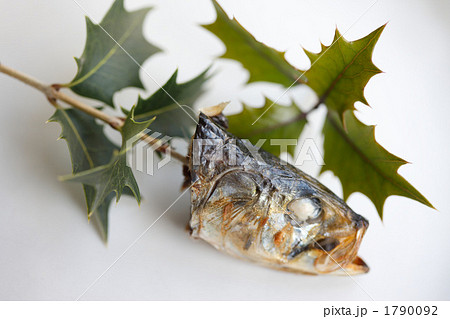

{"left": 188, "top": 113, "right": 369, "bottom": 275}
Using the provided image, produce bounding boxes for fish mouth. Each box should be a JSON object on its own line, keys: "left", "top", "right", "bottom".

{"left": 313, "top": 217, "right": 369, "bottom": 275}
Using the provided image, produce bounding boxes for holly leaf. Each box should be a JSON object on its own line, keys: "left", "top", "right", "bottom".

{"left": 304, "top": 26, "right": 385, "bottom": 121}
{"left": 203, "top": 0, "right": 301, "bottom": 86}
{"left": 59, "top": 108, "right": 154, "bottom": 233}
{"left": 49, "top": 108, "right": 130, "bottom": 241}
{"left": 48, "top": 108, "right": 118, "bottom": 174}
{"left": 131, "top": 69, "right": 209, "bottom": 138}
{"left": 321, "top": 110, "right": 434, "bottom": 217}
{"left": 227, "top": 98, "right": 306, "bottom": 157}
{"left": 67, "top": 0, "right": 160, "bottom": 107}
{"left": 93, "top": 192, "right": 116, "bottom": 242}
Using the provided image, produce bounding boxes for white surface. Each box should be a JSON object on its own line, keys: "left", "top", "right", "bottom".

{"left": 0, "top": 0, "right": 449, "bottom": 300}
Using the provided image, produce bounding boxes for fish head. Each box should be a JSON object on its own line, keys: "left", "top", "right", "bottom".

{"left": 279, "top": 178, "right": 370, "bottom": 275}
{"left": 189, "top": 113, "right": 369, "bottom": 275}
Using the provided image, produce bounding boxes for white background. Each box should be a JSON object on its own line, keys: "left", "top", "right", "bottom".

{"left": 0, "top": 0, "right": 449, "bottom": 300}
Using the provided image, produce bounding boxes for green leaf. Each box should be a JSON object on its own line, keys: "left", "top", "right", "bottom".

{"left": 67, "top": 0, "right": 160, "bottom": 106}
{"left": 93, "top": 192, "right": 116, "bottom": 242}
{"left": 60, "top": 108, "right": 154, "bottom": 216}
{"left": 120, "top": 107, "right": 155, "bottom": 145}
{"left": 304, "top": 26, "right": 385, "bottom": 121}
{"left": 131, "top": 69, "right": 209, "bottom": 138}
{"left": 49, "top": 108, "right": 121, "bottom": 241}
{"left": 203, "top": 0, "right": 301, "bottom": 86}
{"left": 49, "top": 108, "right": 118, "bottom": 173}
{"left": 321, "top": 110, "right": 434, "bottom": 217}
{"left": 93, "top": 187, "right": 135, "bottom": 241}
{"left": 227, "top": 98, "right": 306, "bottom": 157}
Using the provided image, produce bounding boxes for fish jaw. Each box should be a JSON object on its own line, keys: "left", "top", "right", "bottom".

{"left": 337, "top": 256, "right": 370, "bottom": 275}
{"left": 311, "top": 216, "right": 369, "bottom": 275}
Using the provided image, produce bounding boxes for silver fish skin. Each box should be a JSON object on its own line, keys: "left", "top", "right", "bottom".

{"left": 188, "top": 113, "right": 369, "bottom": 275}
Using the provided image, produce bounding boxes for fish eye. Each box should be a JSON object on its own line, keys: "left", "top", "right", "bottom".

{"left": 287, "top": 197, "right": 322, "bottom": 223}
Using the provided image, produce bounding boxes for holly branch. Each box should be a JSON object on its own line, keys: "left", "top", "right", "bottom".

{"left": 0, "top": 63, "right": 188, "bottom": 164}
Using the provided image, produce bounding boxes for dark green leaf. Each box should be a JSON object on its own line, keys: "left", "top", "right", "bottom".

{"left": 60, "top": 108, "right": 154, "bottom": 216}
{"left": 321, "top": 110, "right": 434, "bottom": 217}
{"left": 132, "top": 69, "right": 209, "bottom": 138}
{"left": 49, "top": 108, "right": 121, "bottom": 241}
{"left": 93, "top": 188, "right": 135, "bottom": 242}
{"left": 93, "top": 192, "right": 116, "bottom": 242}
{"left": 63, "top": 148, "right": 141, "bottom": 213}
{"left": 227, "top": 98, "right": 306, "bottom": 157}
{"left": 304, "top": 26, "right": 385, "bottom": 121}
{"left": 67, "top": 0, "right": 160, "bottom": 106}
{"left": 49, "top": 108, "right": 118, "bottom": 172}
{"left": 203, "top": 0, "right": 301, "bottom": 86}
